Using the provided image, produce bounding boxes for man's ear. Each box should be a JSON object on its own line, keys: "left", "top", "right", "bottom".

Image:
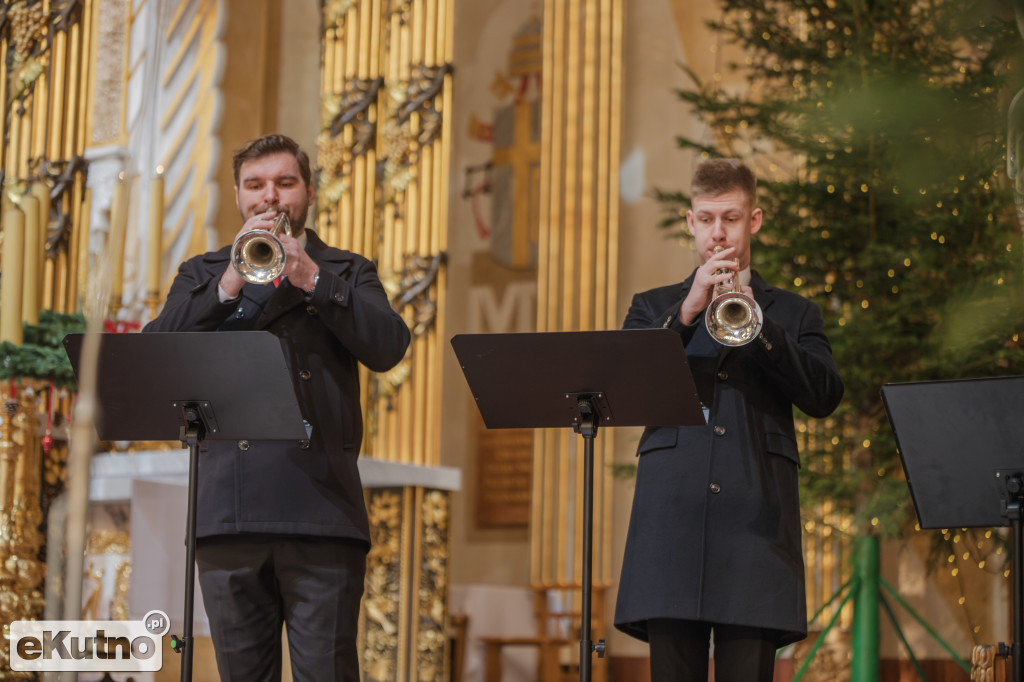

{"left": 686, "top": 210, "right": 697, "bottom": 237}
{"left": 750, "top": 207, "right": 763, "bottom": 235}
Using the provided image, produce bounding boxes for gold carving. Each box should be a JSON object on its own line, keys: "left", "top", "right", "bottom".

{"left": 4, "top": 0, "right": 49, "bottom": 101}
{"left": 81, "top": 531, "right": 131, "bottom": 624}
{"left": 360, "top": 487, "right": 451, "bottom": 681}
{"left": 110, "top": 559, "right": 131, "bottom": 621}
{"left": 416, "top": 490, "right": 449, "bottom": 681}
{"left": 363, "top": 488, "right": 404, "bottom": 681}
{"left": 9, "top": 388, "right": 45, "bottom": 602}
{"left": 378, "top": 64, "right": 453, "bottom": 202}
{"left": 317, "top": 76, "right": 384, "bottom": 213}
{"left": 379, "top": 113, "right": 414, "bottom": 197}
{"left": 86, "top": 529, "right": 130, "bottom": 556}
{"left": 81, "top": 561, "right": 105, "bottom": 621}
{"left": 91, "top": 0, "right": 128, "bottom": 144}
{"left": 0, "top": 394, "right": 42, "bottom": 678}
{"left": 972, "top": 644, "right": 1006, "bottom": 682}
{"left": 323, "top": 0, "right": 356, "bottom": 30}
{"left": 387, "top": 252, "right": 446, "bottom": 337}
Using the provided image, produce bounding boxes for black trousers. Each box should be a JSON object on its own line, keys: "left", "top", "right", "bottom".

{"left": 195, "top": 534, "right": 367, "bottom": 682}
{"left": 647, "top": 619, "right": 777, "bottom": 682}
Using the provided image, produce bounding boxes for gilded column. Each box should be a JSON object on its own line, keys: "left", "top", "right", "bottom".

{"left": 319, "top": 2, "right": 455, "bottom": 680}
{"left": 318, "top": 0, "right": 452, "bottom": 467}
{"left": 531, "top": 0, "right": 623, "bottom": 672}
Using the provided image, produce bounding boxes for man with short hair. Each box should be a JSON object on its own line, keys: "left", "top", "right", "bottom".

{"left": 613, "top": 158, "right": 844, "bottom": 681}
{"left": 145, "top": 134, "right": 411, "bottom": 682}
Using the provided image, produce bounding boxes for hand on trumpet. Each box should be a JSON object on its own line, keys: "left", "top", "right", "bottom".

{"left": 220, "top": 208, "right": 319, "bottom": 297}
{"left": 679, "top": 245, "right": 751, "bottom": 325}
{"left": 267, "top": 219, "right": 319, "bottom": 294}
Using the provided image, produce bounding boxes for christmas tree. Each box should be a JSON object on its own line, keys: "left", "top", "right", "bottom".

{"left": 658, "top": 0, "right": 1024, "bottom": 545}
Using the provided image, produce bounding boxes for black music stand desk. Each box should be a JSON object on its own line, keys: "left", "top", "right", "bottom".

{"left": 64, "top": 331, "right": 307, "bottom": 682}
{"left": 882, "top": 375, "right": 1024, "bottom": 682}
{"left": 452, "top": 328, "right": 705, "bottom": 682}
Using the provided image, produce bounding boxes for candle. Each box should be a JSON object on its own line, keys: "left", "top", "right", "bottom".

{"left": 1, "top": 205, "right": 25, "bottom": 344}
{"left": 31, "top": 181, "right": 50, "bottom": 285}
{"left": 20, "top": 192, "right": 40, "bottom": 325}
{"left": 147, "top": 169, "right": 164, "bottom": 295}
{"left": 108, "top": 175, "right": 128, "bottom": 309}
{"left": 77, "top": 187, "right": 92, "bottom": 309}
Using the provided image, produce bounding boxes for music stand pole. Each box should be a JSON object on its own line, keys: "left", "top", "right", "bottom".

{"left": 175, "top": 408, "right": 205, "bottom": 682}
{"left": 575, "top": 399, "right": 606, "bottom": 682}
{"left": 1014, "top": 512, "right": 1022, "bottom": 682}
{"left": 1001, "top": 474, "right": 1024, "bottom": 682}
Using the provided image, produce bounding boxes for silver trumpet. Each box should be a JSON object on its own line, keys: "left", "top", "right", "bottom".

{"left": 704, "top": 245, "right": 763, "bottom": 346}
{"left": 231, "top": 212, "right": 291, "bottom": 284}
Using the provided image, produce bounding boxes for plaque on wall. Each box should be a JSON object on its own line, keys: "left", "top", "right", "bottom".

{"left": 474, "top": 411, "right": 532, "bottom": 528}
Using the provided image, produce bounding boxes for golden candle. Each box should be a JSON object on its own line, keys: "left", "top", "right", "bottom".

{"left": 1, "top": 206, "right": 26, "bottom": 344}
{"left": 20, "top": 193, "right": 40, "bottom": 325}
{"left": 77, "top": 187, "right": 92, "bottom": 311}
{"left": 31, "top": 181, "right": 50, "bottom": 284}
{"left": 108, "top": 176, "right": 128, "bottom": 310}
{"left": 146, "top": 170, "right": 164, "bottom": 295}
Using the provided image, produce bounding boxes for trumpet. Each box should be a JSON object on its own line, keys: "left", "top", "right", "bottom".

{"left": 704, "top": 245, "right": 763, "bottom": 346}
{"left": 231, "top": 212, "right": 291, "bottom": 284}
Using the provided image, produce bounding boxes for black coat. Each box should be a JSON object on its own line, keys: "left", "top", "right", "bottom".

{"left": 613, "top": 270, "right": 843, "bottom": 647}
{"left": 143, "top": 230, "right": 411, "bottom": 545}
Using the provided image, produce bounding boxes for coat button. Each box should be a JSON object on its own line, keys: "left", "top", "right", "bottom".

{"left": 299, "top": 439, "right": 311, "bottom": 450}
{"left": 332, "top": 292, "right": 345, "bottom": 303}
{"left": 306, "top": 305, "right": 317, "bottom": 316}
{"left": 713, "top": 425, "right": 726, "bottom": 436}
{"left": 709, "top": 482, "right": 721, "bottom": 494}
{"left": 237, "top": 440, "right": 250, "bottom": 451}
{"left": 717, "top": 370, "right": 728, "bottom": 381}
{"left": 299, "top": 370, "right": 312, "bottom": 380}
{"left": 235, "top": 307, "right": 245, "bottom": 319}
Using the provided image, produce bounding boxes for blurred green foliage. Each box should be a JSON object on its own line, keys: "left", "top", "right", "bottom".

{"left": 0, "top": 310, "right": 85, "bottom": 388}
{"left": 656, "top": 0, "right": 1024, "bottom": 541}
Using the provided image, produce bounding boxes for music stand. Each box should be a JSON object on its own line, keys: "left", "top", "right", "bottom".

{"left": 882, "top": 375, "right": 1024, "bottom": 682}
{"left": 64, "top": 331, "right": 307, "bottom": 682}
{"left": 451, "top": 328, "right": 705, "bottom": 682}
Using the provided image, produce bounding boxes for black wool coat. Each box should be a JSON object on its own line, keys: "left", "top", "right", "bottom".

{"left": 143, "top": 229, "right": 411, "bottom": 545}
{"left": 613, "top": 270, "right": 843, "bottom": 647}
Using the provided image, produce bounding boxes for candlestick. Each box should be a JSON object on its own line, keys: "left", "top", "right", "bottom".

{"left": 20, "top": 193, "right": 40, "bottom": 326}
{"left": 147, "top": 169, "right": 164, "bottom": 295}
{"left": 1, "top": 206, "right": 26, "bottom": 344}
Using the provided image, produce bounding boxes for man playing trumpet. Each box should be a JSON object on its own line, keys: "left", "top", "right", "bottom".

{"left": 144, "top": 134, "right": 411, "bottom": 682}
{"left": 613, "top": 158, "right": 844, "bottom": 681}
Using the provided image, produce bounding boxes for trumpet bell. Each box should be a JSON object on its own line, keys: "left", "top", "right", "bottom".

{"left": 705, "top": 291, "right": 763, "bottom": 346}
{"left": 231, "top": 213, "right": 290, "bottom": 284}
{"left": 232, "top": 231, "right": 286, "bottom": 283}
